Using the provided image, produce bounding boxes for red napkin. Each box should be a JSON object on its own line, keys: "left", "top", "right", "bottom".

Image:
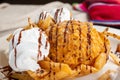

{"left": 86, "top": 0, "right": 120, "bottom": 4}
{"left": 88, "top": 3, "right": 120, "bottom": 20}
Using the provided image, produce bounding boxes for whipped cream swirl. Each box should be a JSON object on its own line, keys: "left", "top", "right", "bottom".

{"left": 39, "top": 7, "right": 71, "bottom": 23}
{"left": 9, "top": 28, "right": 50, "bottom": 72}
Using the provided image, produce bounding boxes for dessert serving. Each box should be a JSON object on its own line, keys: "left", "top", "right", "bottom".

{"left": 0, "top": 8, "right": 120, "bottom": 80}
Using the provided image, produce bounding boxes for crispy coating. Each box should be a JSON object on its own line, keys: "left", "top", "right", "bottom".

{"left": 48, "top": 20, "right": 110, "bottom": 68}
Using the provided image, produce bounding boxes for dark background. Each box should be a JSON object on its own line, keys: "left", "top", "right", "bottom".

{"left": 0, "top": 0, "right": 84, "bottom": 4}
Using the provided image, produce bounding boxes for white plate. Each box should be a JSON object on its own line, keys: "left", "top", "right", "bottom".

{"left": 0, "top": 25, "right": 120, "bottom": 80}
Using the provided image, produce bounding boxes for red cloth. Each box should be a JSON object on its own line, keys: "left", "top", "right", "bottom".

{"left": 86, "top": 0, "right": 120, "bottom": 4}
{"left": 89, "top": 4, "right": 120, "bottom": 20}
{"left": 72, "top": 0, "right": 120, "bottom": 27}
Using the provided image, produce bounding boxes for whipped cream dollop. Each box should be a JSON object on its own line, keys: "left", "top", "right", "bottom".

{"left": 39, "top": 7, "right": 71, "bottom": 23}
{"left": 9, "top": 28, "right": 50, "bottom": 72}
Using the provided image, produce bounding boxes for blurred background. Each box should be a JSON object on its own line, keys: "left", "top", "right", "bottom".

{"left": 0, "top": 0, "right": 84, "bottom": 4}
{"left": 0, "top": 0, "right": 120, "bottom": 29}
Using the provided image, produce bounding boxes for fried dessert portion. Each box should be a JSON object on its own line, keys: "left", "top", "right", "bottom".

{"left": 1, "top": 8, "right": 120, "bottom": 79}
{"left": 6, "top": 20, "right": 120, "bottom": 80}
{"left": 47, "top": 20, "right": 110, "bottom": 69}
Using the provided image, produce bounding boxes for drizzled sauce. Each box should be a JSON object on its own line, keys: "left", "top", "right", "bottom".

{"left": 0, "top": 66, "right": 13, "bottom": 80}
{"left": 104, "top": 37, "right": 107, "bottom": 53}
{"left": 39, "top": 12, "right": 43, "bottom": 19}
{"left": 17, "top": 29, "right": 25, "bottom": 45}
{"left": 14, "top": 29, "right": 25, "bottom": 68}
{"left": 39, "top": 12, "right": 48, "bottom": 20}
{"left": 45, "top": 38, "right": 48, "bottom": 49}
{"left": 14, "top": 48, "right": 17, "bottom": 67}
{"left": 12, "top": 35, "right": 15, "bottom": 48}
{"left": 78, "top": 23, "right": 82, "bottom": 62}
{"left": 78, "top": 27, "right": 81, "bottom": 50}
{"left": 55, "top": 24, "right": 59, "bottom": 62}
{"left": 115, "top": 44, "right": 120, "bottom": 58}
{"left": 54, "top": 8, "right": 63, "bottom": 23}
{"left": 71, "top": 21, "right": 74, "bottom": 33}
{"left": 64, "top": 21, "right": 69, "bottom": 43}
{"left": 37, "top": 29, "right": 42, "bottom": 60}
{"left": 49, "top": 26, "right": 54, "bottom": 41}
{"left": 54, "top": 9, "right": 60, "bottom": 23}
{"left": 86, "top": 24, "right": 92, "bottom": 73}
{"left": 86, "top": 23, "right": 91, "bottom": 57}
{"left": 48, "top": 25, "right": 54, "bottom": 61}
{"left": 90, "top": 66, "right": 92, "bottom": 73}
{"left": 44, "top": 12, "right": 47, "bottom": 19}
{"left": 59, "top": 8, "right": 63, "bottom": 23}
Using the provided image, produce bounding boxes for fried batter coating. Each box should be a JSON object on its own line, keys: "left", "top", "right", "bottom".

{"left": 47, "top": 20, "right": 110, "bottom": 69}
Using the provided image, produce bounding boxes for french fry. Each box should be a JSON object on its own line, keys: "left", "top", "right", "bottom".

{"left": 98, "top": 70, "right": 116, "bottom": 80}
{"left": 110, "top": 52, "right": 120, "bottom": 66}
{"left": 38, "top": 60, "right": 74, "bottom": 74}
{"left": 38, "top": 16, "right": 54, "bottom": 31}
{"left": 6, "top": 34, "right": 13, "bottom": 42}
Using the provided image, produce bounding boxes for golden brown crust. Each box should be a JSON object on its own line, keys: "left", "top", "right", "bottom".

{"left": 48, "top": 20, "right": 110, "bottom": 67}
